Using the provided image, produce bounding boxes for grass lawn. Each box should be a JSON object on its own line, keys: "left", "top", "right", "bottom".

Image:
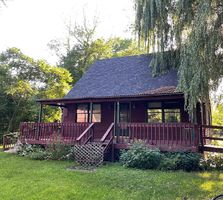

{"left": 0, "top": 152, "right": 222, "bottom": 200}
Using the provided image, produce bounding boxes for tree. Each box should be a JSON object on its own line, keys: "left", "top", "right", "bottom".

{"left": 49, "top": 18, "right": 146, "bottom": 84}
{"left": 0, "top": 48, "right": 72, "bottom": 137}
{"left": 135, "top": 0, "right": 223, "bottom": 119}
{"left": 212, "top": 103, "right": 223, "bottom": 126}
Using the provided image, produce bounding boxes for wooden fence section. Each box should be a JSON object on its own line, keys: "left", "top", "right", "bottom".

{"left": 201, "top": 125, "right": 223, "bottom": 153}
{"left": 116, "top": 123, "right": 200, "bottom": 151}
{"left": 19, "top": 122, "right": 90, "bottom": 145}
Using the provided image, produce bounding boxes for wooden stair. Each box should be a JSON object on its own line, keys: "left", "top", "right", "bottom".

{"left": 73, "top": 123, "right": 114, "bottom": 166}
{"left": 91, "top": 123, "right": 114, "bottom": 160}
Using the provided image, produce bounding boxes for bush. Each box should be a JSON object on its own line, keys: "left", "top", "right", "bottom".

{"left": 159, "top": 152, "right": 202, "bottom": 172}
{"left": 120, "top": 142, "right": 202, "bottom": 171}
{"left": 200, "top": 153, "right": 223, "bottom": 170}
{"left": 159, "top": 156, "right": 178, "bottom": 171}
{"left": 46, "top": 143, "right": 72, "bottom": 161}
{"left": 28, "top": 151, "right": 50, "bottom": 160}
{"left": 120, "top": 142, "right": 162, "bottom": 169}
{"left": 17, "top": 144, "right": 45, "bottom": 157}
{"left": 17, "top": 143, "right": 73, "bottom": 161}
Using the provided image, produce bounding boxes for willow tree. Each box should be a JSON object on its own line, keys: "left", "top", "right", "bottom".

{"left": 135, "top": 0, "right": 223, "bottom": 120}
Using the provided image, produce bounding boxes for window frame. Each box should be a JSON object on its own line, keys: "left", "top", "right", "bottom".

{"left": 92, "top": 104, "right": 102, "bottom": 123}
{"left": 164, "top": 108, "right": 181, "bottom": 123}
{"left": 147, "top": 102, "right": 181, "bottom": 123}
{"left": 76, "top": 104, "right": 89, "bottom": 123}
{"left": 76, "top": 103, "right": 102, "bottom": 123}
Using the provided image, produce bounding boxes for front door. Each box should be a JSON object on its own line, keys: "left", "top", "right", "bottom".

{"left": 118, "top": 103, "right": 130, "bottom": 138}
{"left": 119, "top": 103, "right": 130, "bottom": 123}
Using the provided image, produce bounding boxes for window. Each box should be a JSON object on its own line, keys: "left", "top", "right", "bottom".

{"left": 76, "top": 104, "right": 101, "bottom": 123}
{"left": 92, "top": 104, "right": 101, "bottom": 122}
{"left": 120, "top": 103, "right": 130, "bottom": 122}
{"left": 147, "top": 109, "right": 162, "bottom": 123}
{"left": 147, "top": 102, "right": 181, "bottom": 123}
{"left": 164, "top": 109, "right": 180, "bottom": 122}
{"left": 147, "top": 102, "right": 162, "bottom": 123}
{"left": 76, "top": 104, "right": 88, "bottom": 122}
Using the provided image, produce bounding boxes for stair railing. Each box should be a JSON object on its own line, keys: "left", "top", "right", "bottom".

{"left": 100, "top": 123, "right": 114, "bottom": 151}
{"left": 76, "top": 123, "right": 94, "bottom": 145}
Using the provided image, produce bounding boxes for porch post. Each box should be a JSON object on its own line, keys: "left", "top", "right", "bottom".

{"left": 89, "top": 102, "right": 93, "bottom": 123}
{"left": 129, "top": 101, "right": 131, "bottom": 122}
{"left": 117, "top": 101, "right": 120, "bottom": 123}
{"left": 116, "top": 101, "right": 120, "bottom": 144}
{"left": 38, "top": 103, "right": 43, "bottom": 123}
{"left": 89, "top": 102, "right": 93, "bottom": 141}
{"left": 112, "top": 102, "right": 117, "bottom": 162}
{"left": 113, "top": 102, "right": 117, "bottom": 132}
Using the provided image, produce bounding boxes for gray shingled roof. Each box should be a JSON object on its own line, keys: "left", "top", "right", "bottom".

{"left": 64, "top": 54, "right": 179, "bottom": 99}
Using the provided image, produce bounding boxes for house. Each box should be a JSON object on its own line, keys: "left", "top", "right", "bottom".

{"left": 19, "top": 54, "right": 208, "bottom": 156}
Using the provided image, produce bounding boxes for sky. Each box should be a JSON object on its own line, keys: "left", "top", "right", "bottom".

{"left": 0, "top": 0, "right": 134, "bottom": 64}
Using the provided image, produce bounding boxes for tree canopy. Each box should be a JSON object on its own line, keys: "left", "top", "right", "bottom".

{"left": 0, "top": 48, "right": 72, "bottom": 137}
{"left": 49, "top": 20, "right": 146, "bottom": 84}
{"left": 135, "top": 0, "right": 223, "bottom": 119}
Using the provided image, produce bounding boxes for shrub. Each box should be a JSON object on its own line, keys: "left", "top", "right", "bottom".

{"left": 46, "top": 143, "right": 73, "bottom": 161}
{"left": 28, "top": 151, "right": 50, "bottom": 160}
{"left": 120, "top": 142, "right": 202, "bottom": 171}
{"left": 176, "top": 152, "right": 201, "bottom": 171}
{"left": 17, "top": 144, "right": 45, "bottom": 157}
{"left": 159, "top": 152, "right": 202, "bottom": 172}
{"left": 120, "top": 142, "right": 162, "bottom": 169}
{"left": 200, "top": 153, "right": 223, "bottom": 170}
{"left": 17, "top": 143, "right": 73, "bottom": 161}
{"left": 159, "top": 156, "right": 178, "bottom": 171}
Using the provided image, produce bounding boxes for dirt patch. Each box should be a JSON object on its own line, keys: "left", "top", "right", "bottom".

{"left": 66, "top": 165, "right": 97, "bottom": 173}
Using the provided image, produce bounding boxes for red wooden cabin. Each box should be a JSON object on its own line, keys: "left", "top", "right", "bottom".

{"left": 19, "top": 55, "right": 210, "bottom": 153}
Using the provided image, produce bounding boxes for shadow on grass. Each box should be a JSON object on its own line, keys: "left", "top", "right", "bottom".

{"left": 196, "top": 172, "right": 223, "bottom": 197}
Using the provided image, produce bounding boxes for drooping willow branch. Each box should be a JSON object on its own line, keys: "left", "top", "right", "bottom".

{"left": 135, "top": 0, "right": 223, "bottom": 119}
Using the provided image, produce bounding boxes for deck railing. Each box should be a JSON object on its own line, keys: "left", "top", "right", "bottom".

{"left": 116, "top": 122, "right": 199, "bottom": 148}
{"left": 19, "top": 122, "right": 201, "bottom": 151}
{"left": 19, "top": 122, "right": 90, "bottom": 144}
{"left": 201, "top": 125, "right": 223, "bottom": 147}
{"left": 100, "top": 123, "right": 114, "bottom": 151}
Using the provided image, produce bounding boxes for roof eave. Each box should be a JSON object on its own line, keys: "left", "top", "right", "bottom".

{"left": 37, "top": 92, "right": 184, "bottom": 105}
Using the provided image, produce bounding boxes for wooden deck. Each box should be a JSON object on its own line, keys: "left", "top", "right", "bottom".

{"left": 3, "top": 122, "right": 223, "bottom": 153}
{"left": 114, "top": 122, "right": 199, "bottom": 152}
{"left": 19, "top": 122, "right": 91, "bottom": 145}
{"left": 17, "top": 122, "right": 201, "bottom": 152}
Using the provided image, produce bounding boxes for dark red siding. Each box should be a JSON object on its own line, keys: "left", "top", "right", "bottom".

{"left": 131, "top": 101, "right": 147, "bottom": 122}
{"left": 94, "top": 102, "right": 114, "bottom": 139}
{"left": 62, "top": 105, "right": 76, "bottom": 122}
{"left": 62, "top": 98, "right": 195, "bottom": 139}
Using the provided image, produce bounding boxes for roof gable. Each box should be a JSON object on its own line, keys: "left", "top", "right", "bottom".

{"left": 64, "top": 54, "right": 178, "bottom": 99}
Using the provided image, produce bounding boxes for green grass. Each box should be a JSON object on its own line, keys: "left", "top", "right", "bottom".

{"left": 0, "top": 152, "right": 222, "bottom": 200}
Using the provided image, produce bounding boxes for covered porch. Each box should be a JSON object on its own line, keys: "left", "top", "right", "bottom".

{"left": 19, "top": 121, "right": 200, "bottom": 152}
{"left": 18, "top": 94, "right": 203, "bottom": 152}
